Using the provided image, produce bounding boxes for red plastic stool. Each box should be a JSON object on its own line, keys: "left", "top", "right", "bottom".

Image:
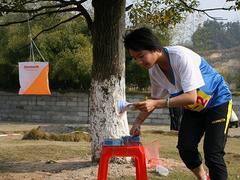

{"left": 97, "top": 144, "right": 148, "bottom": 180}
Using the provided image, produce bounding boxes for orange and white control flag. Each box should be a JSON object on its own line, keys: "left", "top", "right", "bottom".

{"left": 18, "top": 62, "right": 51, "bottom": 95}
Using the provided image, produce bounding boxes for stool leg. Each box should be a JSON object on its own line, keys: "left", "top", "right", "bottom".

{"left": 97, "top": 154, "right": 110, "bottom": 180}
{"left": 135, "top": 157, "right": 141, "bottom": 180}
{"left": 139, "top": 154, "right": 148, "bottom": 180}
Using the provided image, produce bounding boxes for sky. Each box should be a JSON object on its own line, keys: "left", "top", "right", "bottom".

{"left": 197, "top": 0, "right": 240, "bottom": 22}
{"left": 177, "top": 0, "right": 240, "bottom": 44}
{"left": 126, "top": 0, "right": 240, "bottom": 22}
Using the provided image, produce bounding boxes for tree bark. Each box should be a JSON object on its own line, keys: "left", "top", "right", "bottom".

{"left": 90, "top": 0, "right": 129, "bottom": 162}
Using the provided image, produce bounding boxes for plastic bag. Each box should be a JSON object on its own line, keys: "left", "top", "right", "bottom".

{"left": 156, "top": 164, "right": 169, "bottom": 176}
{"left": 143, "top": 140, "right": 161, "bottom": 168}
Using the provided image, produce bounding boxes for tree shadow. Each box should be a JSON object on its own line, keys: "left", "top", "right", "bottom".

{"left": 0, "top": 160, "right": 97, "bottom": 173}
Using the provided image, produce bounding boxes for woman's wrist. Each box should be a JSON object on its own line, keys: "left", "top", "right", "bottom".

{"left": 155, "top": 99, "right": 168, "bottom": 108}
{"left": 166, "top": 97, "right": 170, "bottom": 108}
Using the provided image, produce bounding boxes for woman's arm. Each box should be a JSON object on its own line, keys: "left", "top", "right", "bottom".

{"left": 130, "top": 89, "right": 197, "bottom": 135}
{"left": 130, "top": 111, "right": 152, "bottom": 135}
{"left": 135, "top": 89, "right": 197, "bottom": 112}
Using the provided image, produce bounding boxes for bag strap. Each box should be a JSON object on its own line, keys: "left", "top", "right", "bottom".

{"left": 27, "top": 14, "right": 46, "bottom": 62}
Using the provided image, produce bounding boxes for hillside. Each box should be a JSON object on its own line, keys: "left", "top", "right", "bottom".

{"left": 198, "top": 46, "right": 240, "bottom": 74}
{"left": 196, "top": 46, "right": 240, "bottom": 90}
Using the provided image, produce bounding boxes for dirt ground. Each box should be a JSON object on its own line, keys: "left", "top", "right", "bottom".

{"left": 227, "top": 126, "right": 240, "bottom": 137}
{"left": 0, "top": 124, "right": 239, "bottom": 180}
{"left": 0, "top": 124, "right": 187, "bottom": 180}
{"left": 0, "top": 157, "right": 187, "bottom": 180}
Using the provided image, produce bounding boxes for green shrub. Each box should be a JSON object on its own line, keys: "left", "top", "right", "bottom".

{"left": 0, "top": 63, "right": 19, "bottom": 90}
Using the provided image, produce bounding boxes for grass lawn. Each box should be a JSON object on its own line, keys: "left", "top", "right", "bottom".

{"left": 0, "top": 123, "right": 239, "bottom": 179}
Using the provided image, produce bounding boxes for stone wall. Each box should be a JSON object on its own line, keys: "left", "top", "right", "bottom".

{"left": 0, "top": 92, "right": 89, "bottom": 124}
{"left": 0, "top": 91, "right": 239, "bottom": 125}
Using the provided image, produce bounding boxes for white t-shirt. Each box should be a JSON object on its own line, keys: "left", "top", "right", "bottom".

{"left": 149, "top": 46, "right": 205, "bottom": 99}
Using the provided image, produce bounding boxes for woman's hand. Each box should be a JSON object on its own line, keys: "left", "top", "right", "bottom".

{"left": 134, "top": 99, "right": 158, "bottom": 112}
{"left": 130, "top": 122, "right": 141, "bottom": 136}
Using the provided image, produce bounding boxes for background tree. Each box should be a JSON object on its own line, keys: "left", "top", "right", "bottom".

{"left": 38, "top": 15, "right": 92, "bottom": 91}
{"left": 192, "top": 20, "right": 240, "bottom": 50}
{"left": 126, "top": 55, "right": 150, "bottom": 91}
{"left": 0, "top": 13, "right": 92, "bottom": 91}
{"left": 224, "top": 21, "right": 240, "bottom": 48}
{"left": 128, "top": 0, "right": 198, "bottom": 45}
{"left": 0, "top": 14, "right": 29, "bottom": 90}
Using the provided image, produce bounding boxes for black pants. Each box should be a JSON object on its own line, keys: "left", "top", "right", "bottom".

{"left": 177, "top": 101, "right": 232, "bottom": 180}
{"left": 169, "top": 107, "right": 183, "bottom": 131}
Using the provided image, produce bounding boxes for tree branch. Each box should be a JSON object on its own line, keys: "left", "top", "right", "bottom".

{"left": 0, "top": 0, "right": 88, "bottom": 14}
{"left": 16, "top": 13, "right": 82, "bottom": 51}
{"left": 76, "top": 4, "right": 93, "bottom": 34}
{"left": 0, "top": 0, "right": 91, "bottom": 27}
{"left": 0, "top": 3, "right": 73, "bottom": 13}
{"left": 0, "top": 7, "right": 78, "bottom": 26}
{"left": 179, "top": 0, "right": 236, "bottom": 20}
{"left": 32, "top": 13, "right": 82, "bottom": 41}
{"left": 126, "top": 4, "right": 133, "bottom": 11}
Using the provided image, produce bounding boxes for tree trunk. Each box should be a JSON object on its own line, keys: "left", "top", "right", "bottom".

{"left": 90, "top": 0, "right": 129, "bottom": 162}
